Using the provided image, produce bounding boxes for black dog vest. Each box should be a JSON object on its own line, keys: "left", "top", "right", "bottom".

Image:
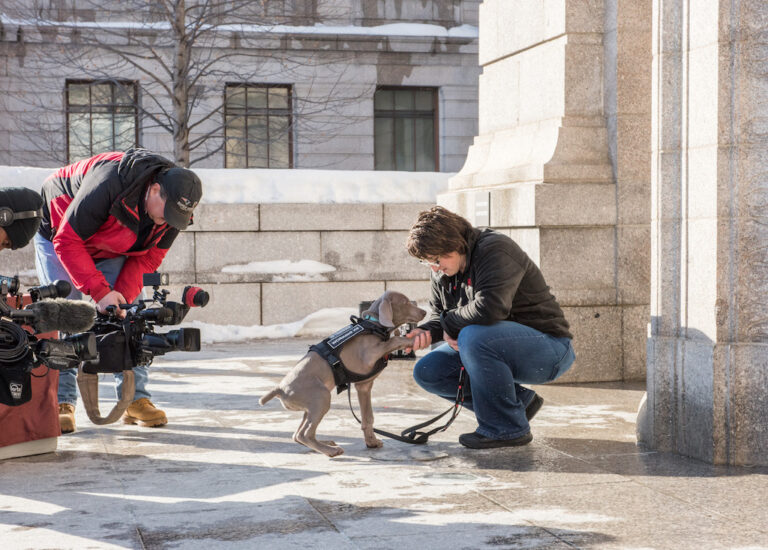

{"left": 309, "top": 315, "right": 391, "bottom": 393}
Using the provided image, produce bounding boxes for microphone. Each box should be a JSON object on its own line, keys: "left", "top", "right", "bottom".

{"left": 182, "top": 286, "right": 209, "bottom": 308}
{"left": 23, "top": 298, "right": 97, "bottom": 334}
{"left": 28, "top": 280, "right": 72, "bottom": 302}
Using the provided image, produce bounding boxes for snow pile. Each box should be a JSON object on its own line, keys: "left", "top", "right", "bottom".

{"left": 185, "top": 307, "right": 357, "bottom": 343}
{"left": 0, "top": 15, "right": 478, "bottom": 40}
{"left": 222, "top": 259, "right": 336, "bottom": 282}
{"left": 1, "top": 167, "right": 51, "bottom": 192}
{"left": 215, "top": 22, "right": 479, "bottom": 39}
{"left": 194, "top": 168, "right": 451, "bottom": 204}
{"left": 0, "top": 166, "right": 452, "bottom": 204}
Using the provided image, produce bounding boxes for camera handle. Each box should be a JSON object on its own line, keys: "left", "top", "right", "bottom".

{"left": 76, "top": 366, "right": 136, "bottom": 425}
{"left": 151, "top": 287, "right": 170, "bottom": 304}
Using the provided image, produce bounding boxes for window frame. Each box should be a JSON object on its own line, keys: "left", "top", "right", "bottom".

{"left": 223, "top": 83, "right": 294, "bottom": 169}
{"left": 373, "top": 85, "right": 439, "bottom": 172}
{"left": 65, "top": 79, "right": 139, "bottom": 164}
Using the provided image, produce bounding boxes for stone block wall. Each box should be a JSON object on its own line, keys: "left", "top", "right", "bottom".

{"left": 440, "top": 0, "right": 652, "bottom": 384}
{"left": 639, "top": 0, "right": 768, "bottom": 466}
{"left": 0, "top": 202, "right": 436, "bottom": 327}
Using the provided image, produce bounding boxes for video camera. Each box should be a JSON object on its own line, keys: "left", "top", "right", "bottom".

{"left": 83, "top": 272, "right": 209, "bottom": 374}
{"left": 0, "top": 274, "right": 97, "bottom": 406}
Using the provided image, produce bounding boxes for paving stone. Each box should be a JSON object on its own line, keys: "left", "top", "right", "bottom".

{"left": 1, "top": 338, "right": 767, "bottom": 549}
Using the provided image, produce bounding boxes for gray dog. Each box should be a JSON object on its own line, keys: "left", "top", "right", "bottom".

{"left": 259, "top": 291, "right": 426, "bottom": 457}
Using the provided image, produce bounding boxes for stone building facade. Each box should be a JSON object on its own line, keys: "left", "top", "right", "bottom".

{"left": 3, "top": 0, "right": 766, "bottom": 466}
{"left": 445, "top": 0, "right": 768, "bottom": 466}
{"left": 0, "top": 0, "right": 480, "bottom": 172}
{"left": 0, "top": 1, "right": 480, "bottom": 376}
{"left": 442, "top": 0, "right": 652, "bottom": 385}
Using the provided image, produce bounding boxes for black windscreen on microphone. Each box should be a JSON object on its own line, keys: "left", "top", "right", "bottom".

{"left": 54, "top": 280, "right": 72, "bottom": 297}
{"left": 25, "top": 299, "right": 97, "bottom": 334}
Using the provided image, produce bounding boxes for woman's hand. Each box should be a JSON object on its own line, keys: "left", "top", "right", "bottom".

{"left": 405, "top": 327, "right": 432, "bottom": 353}
{"left": 443, "top": 331, "right": 459, "bottom": 351}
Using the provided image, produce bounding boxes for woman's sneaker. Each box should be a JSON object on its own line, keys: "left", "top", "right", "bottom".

{"left": 459, "top": 431, "right": 533, "bottom": 449}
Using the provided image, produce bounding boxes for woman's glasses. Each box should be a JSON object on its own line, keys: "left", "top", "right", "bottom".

{"left": 418, "top": 257, "right": 441, "bottom": 267}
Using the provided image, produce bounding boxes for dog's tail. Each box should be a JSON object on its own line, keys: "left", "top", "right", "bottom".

{"left": 259, "top": 387, "right": 280, "bottom": 406}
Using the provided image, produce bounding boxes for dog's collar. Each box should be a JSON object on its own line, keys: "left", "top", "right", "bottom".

{"left": 352, "top": 315, "right": 390, "bottom": 340}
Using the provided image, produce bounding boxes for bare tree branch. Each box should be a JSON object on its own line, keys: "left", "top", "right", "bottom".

{"left": 3, "top": 0, "right": 371, "bottom": 167}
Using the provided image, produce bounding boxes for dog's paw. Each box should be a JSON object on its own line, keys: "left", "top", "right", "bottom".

{"left": 325, "top": 446, "right": 345, "bottom": 458}
{"left": 365, "top": 437, "right": 384, "bottom": 449}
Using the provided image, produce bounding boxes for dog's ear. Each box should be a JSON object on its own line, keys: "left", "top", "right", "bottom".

{"left": 376, "top": 297, "right": 395, "bottom": 328}
{"left": 362, "top": 296, "right": 381, "bottom": 321}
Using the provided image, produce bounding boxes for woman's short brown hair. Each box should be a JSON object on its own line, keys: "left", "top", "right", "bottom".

{"left": 406, "top": 206, "right": 473, "bottom": 259}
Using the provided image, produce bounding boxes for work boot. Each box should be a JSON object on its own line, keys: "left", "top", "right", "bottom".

{"left": 122, "top": 398, "right": 167, "bottom": 427}
{"left": 59, "top": 403, "right": 76, "bottom": 434}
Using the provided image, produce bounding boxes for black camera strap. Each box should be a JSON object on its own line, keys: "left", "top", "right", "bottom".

{"left": 347, "top": 365, "right": 466, "bottom": 445}
{"left": 0, "top": 318, "right": 30, "bottom": 363}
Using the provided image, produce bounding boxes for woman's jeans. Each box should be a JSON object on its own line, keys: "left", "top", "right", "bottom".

{"left": 33, "top": 233, "right": 151, "bottom": 406}
{"left": 413, "top": 321, "right": 575, "bottom": 440}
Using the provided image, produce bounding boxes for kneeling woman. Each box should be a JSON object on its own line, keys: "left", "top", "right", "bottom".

{"left": 405, "top": 206, "right": 575, "bottom": 449}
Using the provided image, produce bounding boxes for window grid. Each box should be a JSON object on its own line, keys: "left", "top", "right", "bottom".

{"left": 65, "top": 80, "right": 138, "bottom": 164}
{"left": 224, "top": 83, "right": 293, "bottom": 169}
{"left": 374, "top": 86, "right": 439, "bottom": 172}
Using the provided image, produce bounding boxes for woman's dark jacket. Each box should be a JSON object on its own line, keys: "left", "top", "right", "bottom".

{"left": 417, "top": 227, "right": 572, "bottom": 342}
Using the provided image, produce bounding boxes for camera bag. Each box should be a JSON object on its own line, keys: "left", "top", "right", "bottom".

{"left": 0, "top": 361, "right": 32, "bottom": 406}
{"left": 82, "top": 330, "right": 133, "bottom": 374}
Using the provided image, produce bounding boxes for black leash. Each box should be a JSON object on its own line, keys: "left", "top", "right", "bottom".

{"left": 347, "top": 365, "right": 466, "bottom": 445}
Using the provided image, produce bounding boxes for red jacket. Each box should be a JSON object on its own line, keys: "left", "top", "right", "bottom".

{"left": 39, "top": 149, "right": 180, "bottom": 303}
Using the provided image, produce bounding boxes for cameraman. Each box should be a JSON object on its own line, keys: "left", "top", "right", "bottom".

{"left": 33, "top": 148, "right": 202, "bottom": 433}
{"left": 0, "top": 187, "right": 44, "bottom": 252}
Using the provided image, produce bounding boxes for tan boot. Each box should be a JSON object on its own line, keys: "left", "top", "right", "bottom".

{"left": 122, "top": 398, "right": 167, "bottom": 427}
{"left": 59, "top": 403, "right": 76, "bottom": 434}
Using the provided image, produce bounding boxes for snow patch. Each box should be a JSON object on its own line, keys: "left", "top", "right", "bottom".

{"left": 1, "top": 15, "right": 478, "bottom": 39}
{"left": 185, "top": 307, "right": 356, "bottom": 343}
{"left": 222, "top": 259, "right": 335, "bottom": 274}
{"left": 1, "top": 166, "right": 451, "bottom": 204}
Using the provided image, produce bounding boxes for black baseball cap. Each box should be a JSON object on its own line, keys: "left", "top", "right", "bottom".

{"left": 157, "top": 167, "right": 202, "bottom": 230}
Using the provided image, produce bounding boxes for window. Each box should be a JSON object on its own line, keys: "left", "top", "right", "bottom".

{"left": 66, "top": 80, "right": 138, "bottom": 163}
{"left": 374, "top": 87, "right": 437, "bottom": 171}
{"left": 224, "top": 84, "right": 292, "bottom": 168}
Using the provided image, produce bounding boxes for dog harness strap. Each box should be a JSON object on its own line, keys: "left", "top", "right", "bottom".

{"left": 309, "top": 316, "right": 391, "bottom": 394}
{"left": 308, "top": 342, "right": 347, "bottom": 392}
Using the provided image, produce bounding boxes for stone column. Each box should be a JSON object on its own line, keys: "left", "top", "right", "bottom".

{"left": 639, "top": 0, "right": 768, "bottom": 465}
{"left": 440, "top": 0, "right": 651, "bottom": 382}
